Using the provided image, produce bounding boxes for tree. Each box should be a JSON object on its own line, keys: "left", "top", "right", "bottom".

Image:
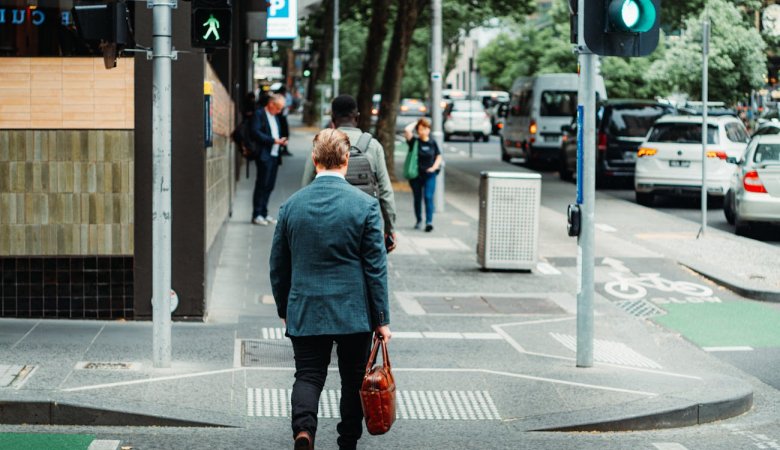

{"left": 648, "top": 0, "right": 766, "bottom": 104}
{"left": 600, "top": 34, "right": 667, "bottom": 99}
{"left": 356, "top": 0, "right": 392, "bottom": 131}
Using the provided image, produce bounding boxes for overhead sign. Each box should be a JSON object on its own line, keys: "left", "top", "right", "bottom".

{"left": 266, "top": 0, "right": 297, "bottom": 40}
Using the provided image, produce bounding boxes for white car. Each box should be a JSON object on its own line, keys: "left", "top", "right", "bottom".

{"left": 443, "top": 100, "right": 492, "bottom": 142}
{"left": 724, "top": 135, "right": 780, "bottom": 235}
{"left": 634, "top": 115, "right": 750, "bottom": 206}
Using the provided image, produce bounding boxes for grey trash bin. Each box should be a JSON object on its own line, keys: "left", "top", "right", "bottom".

{"left": 477, "top": 172, "right": 541, "bottom": 270}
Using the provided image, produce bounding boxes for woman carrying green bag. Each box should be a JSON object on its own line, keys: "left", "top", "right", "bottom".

{"left": 403, "top": 118, "right": 442, "bottom": 232}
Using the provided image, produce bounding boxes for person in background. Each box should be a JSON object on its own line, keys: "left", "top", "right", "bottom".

{"left": 276, "top": 86, "right": 293, "bottom": 156}
{"left": 250, "top": 94, "right": 287, "bottom": 226}
{"left": 404, "top": 118, "right": 442, "bottom": 232}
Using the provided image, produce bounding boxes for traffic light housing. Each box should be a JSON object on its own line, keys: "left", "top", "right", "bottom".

{"left": 191, "top": 0, "right": 232, "bottom": 49}
{"left": 72, "top": 1, "right": 131, "bottom": 69}
{"left": 583, "top": 0, "right": 660, "bottom": 57}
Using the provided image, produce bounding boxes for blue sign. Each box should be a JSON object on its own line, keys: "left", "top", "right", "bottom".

{"left": 266, "top": 0, "right": 297, "bottom": 40}
{"left": 576, "top": 104, "right": 584, "bottom": 205}
{"left": 268, "top": 0, "right": 290, "bottom": 18}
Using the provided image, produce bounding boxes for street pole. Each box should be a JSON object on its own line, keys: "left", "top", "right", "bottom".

{"left": 576, "top": 0, "right": 594, "bottom": 368}
{"left": 332, "top": 0, "right": 340, "bottom": 98}
{"left": 432, "top": 0, "right": 445, "bottom": 212}
{"left": 468, "top": 55, "right": 473, "bottom": 158}
{"left": 700, "top": 20, "right": 710, "bottom": 238}
{"left": 150, "top": 0, "right": 174, "bottom": 368}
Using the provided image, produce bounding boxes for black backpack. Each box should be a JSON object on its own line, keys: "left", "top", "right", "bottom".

{"left": 346, "top": 132, "right": 380, "bottom": 198}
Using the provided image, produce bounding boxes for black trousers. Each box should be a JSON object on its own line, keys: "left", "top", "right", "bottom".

{"left": 251, "top": 155, "right": 279, "bottom": 219}
{"left": 290, "top": 332, "right": 372, "bottom": 450}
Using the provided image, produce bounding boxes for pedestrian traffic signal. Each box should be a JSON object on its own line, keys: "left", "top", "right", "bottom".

{"left": 583, "top": 0, "right": 660, "bottom": 57}
{"left": 72, "top": 0, "right": 131, "bottom": 69}
{"left": 191, "top": 0, "right": 232, "bottom": 49}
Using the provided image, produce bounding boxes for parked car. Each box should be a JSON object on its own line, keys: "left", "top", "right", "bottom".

{"left": 396, "top": 98, "right": 428, "bottom": 132}
{"left": 723, "top": 135, "right": 780, "bottom": 235}
{"left": 443, "top": 100, "right": 492, "bottom": 142}
{"left": 490, "top": 102, "right": 508, "bottom": 135}
{"left": 559, "top": 100, "right": 675, "bottom": 183}
{"left": 634, "top": 114, "right": 750, "bottom": 206}
{"left": 477, "top": 90, "right": 510, "bottom": 109}
{"left": 751, "top": 120, "right": 780, "bottom": 137}
{"left": 501, "top": 73, "right": 606, "bottom": 164}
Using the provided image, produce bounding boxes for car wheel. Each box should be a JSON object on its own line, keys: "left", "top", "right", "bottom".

{"left": 636, "top": 192, "right": 655, "bottom": 207}
{"left": 558, "top": 148, "right": 573, "bottom": 181}
{"left": 723, "top": 190, "right": 736, "bottom": 225}
{"left": 482, "top": 134, "right": 490, "bottom": 143}
{"left": 734, "top": 215, "right": 752, "bottom": 236}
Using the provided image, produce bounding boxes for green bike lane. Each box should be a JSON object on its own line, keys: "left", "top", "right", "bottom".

{"left": 0, "top": 433, "right": 118, "bottom": 450}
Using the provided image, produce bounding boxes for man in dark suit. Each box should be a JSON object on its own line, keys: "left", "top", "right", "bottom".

{"left": 270, "top": 129, "right": 391, "bottom": 450}
{"left": 250, "top": 94, "right": 287, "bottom": 225}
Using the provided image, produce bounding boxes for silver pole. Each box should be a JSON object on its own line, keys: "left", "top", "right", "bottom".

{"left": 469, "top": 54, "right": 473, "bottom": 159}
{"left": 700, "top": 21, "right": 710, "bottom": 238}
{"left": 576, "top": 0, "right": 594, "bottom": 368}
{"left": 432, "top": 0, "right": 445, "bottom": 212}
{"left": 332, "top": 0, "right": 340, "bottom": 97}
{"left": 151, "top": 0, "right": 173, "bottom": 368}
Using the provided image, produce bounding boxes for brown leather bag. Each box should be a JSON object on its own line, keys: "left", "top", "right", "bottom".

{"left": 360, "top": 335, "right": 396, "bottom": 435}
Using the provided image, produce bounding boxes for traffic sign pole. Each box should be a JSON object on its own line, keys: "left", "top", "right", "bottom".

{"left": 432, "top": 0, "right": 445, "bottom": 212}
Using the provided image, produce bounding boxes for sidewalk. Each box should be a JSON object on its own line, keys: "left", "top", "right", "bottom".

{"left": 0, "top": 122, "right": 776, "bottom": 448}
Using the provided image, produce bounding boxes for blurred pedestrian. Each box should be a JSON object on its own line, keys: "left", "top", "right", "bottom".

{"left": 276, "top": 86, "right": 293, "bottom": 156}
{"left": 250, "top": 94, "right": 287, "bottom": 226}
{"left": 270, "top": 128, "right": 391, "bottom": 450}
{"left": 404, "top": 118, "right": 442, "bottom": 232}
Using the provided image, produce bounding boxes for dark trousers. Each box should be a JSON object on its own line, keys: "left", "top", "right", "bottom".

{"left": 252, "top": 155, "right": 279, "bottom": 219}
{"left": 290, "top": 333, "right": 372, "bottom": 450}
{"left": 410, "top": 172, "right": 437, "bottom": 225}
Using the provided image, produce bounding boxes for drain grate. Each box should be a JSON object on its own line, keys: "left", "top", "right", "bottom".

{"left": 0, "top": 364, "right": 34, "bottom": 388}
{"left": 615, "top": 299, "right": 666, "bottom": 318}
{"left": 76, "top": 362, "right": 139, "bottom": 371}
{"left": 241, "top": 340, "right": 338, "bottom": 368}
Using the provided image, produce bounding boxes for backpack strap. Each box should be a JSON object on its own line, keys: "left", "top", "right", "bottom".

{"left": 353, "top": 132, "right": 372, "bottom": 154}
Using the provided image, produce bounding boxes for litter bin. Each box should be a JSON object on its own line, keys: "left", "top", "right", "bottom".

{"left": 477, "top": 172, "right": 541, "bottom": 270}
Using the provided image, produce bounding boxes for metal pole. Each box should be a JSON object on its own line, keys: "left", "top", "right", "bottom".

{"left": 700, "top": 21, "right": 710, "bottom": 238}
{"left": 576, "top": 0, "right": 594, "bottom": 368}
{"left": 468, "top": 55, "right": 473, "bottom": 158}
{"left": 431, "top": 0, "right": 445, "bottom": 212}
{"left": 151, "top": 0, "right": 173, "bottom": 368}
{"left": 332, "top": 0, "right": 340, "bottom": 97}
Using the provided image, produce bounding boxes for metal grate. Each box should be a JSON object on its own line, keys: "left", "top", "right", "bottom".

{"left": 615, "top": 299, "right": 666, "bottom": 318}
{"left": 241, "top": 340, "right": 337, "bottom": 368}
{"left": 77, "top": 362, "right": 136, "bottom": 370}
{"left": 0, "top": 364, "right": 33, "bottom": 388}
{"left": 247, "top": 388, "right": 501, "bottom": 420}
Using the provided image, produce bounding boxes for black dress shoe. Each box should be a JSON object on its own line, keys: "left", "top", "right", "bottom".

{"left": 294, "top": 431, "right": 313, "bottom": 450}
{"left": 425, "top": 224, "right": 433, "bottom": 232}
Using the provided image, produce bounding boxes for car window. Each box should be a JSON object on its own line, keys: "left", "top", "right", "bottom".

{"left": 753, "top": 125, "right": 780, "bottom": 136}
{"left": 540, "top": 91, "right": 577, "bottom": 117}
{"left": 754, "top": 143, "right": 780, "bottom": 163}
{"left": 607, "top": 105, "right": 670, "bottom": 138}
{"left": 725, "top": 122, "right": 749, "bottom": 143}
{"left": 647, "top": 123, "right": 719, "bottom": 144}
{"left": 452, "top": 100, "right": 484, "bottom": 112}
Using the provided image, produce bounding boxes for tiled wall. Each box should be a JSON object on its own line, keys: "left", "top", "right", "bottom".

{"left": 0, "top": 129, "right": 134, "bottom": 256}
{"left": 204, "top": 64, "right": 233, "bottom": 251}
{"left": 0, "top": 58, "right": 134, "bottom": 129}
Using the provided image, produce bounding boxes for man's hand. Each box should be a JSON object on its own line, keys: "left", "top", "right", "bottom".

{"left": 385, "top": 232, "right": 397, "bottom": 253}
{"left": 375, "top": 325, "right": 391, "bottom": 342}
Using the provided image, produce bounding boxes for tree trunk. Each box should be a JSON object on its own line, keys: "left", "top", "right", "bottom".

{"left": 356, "top": 0, "right": 391, "bottom": 132}
{"left": 374, "top": 0, "right": 428, "bottom": 180}
{"left": 303, "top": 0, "right": 334, "bottom": 127}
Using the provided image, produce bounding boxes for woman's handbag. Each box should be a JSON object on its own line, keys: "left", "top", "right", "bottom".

{"left": 360, "top": 335, "right": 396, "bottom": 435}
{"left": 403, "top": 139, "right": 419, "bottom": 180}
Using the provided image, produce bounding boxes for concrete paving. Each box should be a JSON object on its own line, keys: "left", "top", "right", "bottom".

{"left": 1, "top": 118, "right": 778, "bottom": 447}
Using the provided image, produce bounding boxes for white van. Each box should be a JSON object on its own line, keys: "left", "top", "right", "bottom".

{"left": 501, "top": 73, "right": 606, "bottom": 164}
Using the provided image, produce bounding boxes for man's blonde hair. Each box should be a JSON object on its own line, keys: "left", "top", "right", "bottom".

{"left": 312, "top": 129, "right": 350, "bottom": 169}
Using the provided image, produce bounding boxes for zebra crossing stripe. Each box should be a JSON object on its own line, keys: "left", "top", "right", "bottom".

{"left": 87, "top": 441, "right": 120, "bottom": 450}
{"left": 247, "top": 388, "right": 501, "bottom": 420}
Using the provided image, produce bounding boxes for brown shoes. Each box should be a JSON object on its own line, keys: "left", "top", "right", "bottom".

{"left": 294, "top": 431, "right": 313, "bottom": 450}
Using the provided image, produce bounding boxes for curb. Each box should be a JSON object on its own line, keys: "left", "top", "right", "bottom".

{"left": 0, "top": 401, "right": 232, "bottom": 428}
{"left": 679, "top": 259, "right": 780, "bottom": 303}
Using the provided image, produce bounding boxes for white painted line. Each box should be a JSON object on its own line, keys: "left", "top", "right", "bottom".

{"left": 392, "top": 332, "right": 501, "bottom": 340}
{"left": 88, "top": 440, "right": 121, "bottom": 450}
{"left": 61, "top": 368, "right": 243, "bottom": 392}
{"left": 550, "top": 332, "right": 662, "bottom": 369}
{"left": 462, "top": 333, "right": 504, "bottom": 340}
{"left": 423, "top": 332, "right": 463, "bottom": 339}
{"left": 536, "top": 262, "right": 561, "bottom": 275}
{"left": 652, "top": 444, "right": 689, "bottom": 450}
{"left": 393, "top": 331, "right": 425, "bottom": 339}
{"left": 233, "top": 335, "right": 242, "bottom": 368}
{"left": 595, "top": 223, "right": 617, "bottom": 232}
{"left": 601, "top": 257, "right": 631, "bottom": 273}
{"left": 10, "top": 321, "right": 40, "bottom": 350}
{"left": 11, "top": 365, "right": 37, "bottom": 390}
{"left": 703, "top": 346, "right": 754, "bottom": 352}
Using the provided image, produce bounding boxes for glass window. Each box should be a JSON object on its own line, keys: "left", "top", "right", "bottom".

{"left": 540, "top": 91, "right": 577, "bottom": 117}
{"left": 607, "top": 105, "right": 670, "bottom": 138}
{"left": 647, "top": 123, "right": 719, "bottom": 144}
{"left": 451, "top": 100, "right": 484, "bottom": 112}
{"left": 754, "top": 144, "right": 780, "bottom": 163}
{"left": 725, "top": 123, "right": 749, "bottom": 143}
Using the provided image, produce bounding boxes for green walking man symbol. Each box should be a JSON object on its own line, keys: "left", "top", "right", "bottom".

{"left": 203, "top": 14, "right": 220, "bottom": 41}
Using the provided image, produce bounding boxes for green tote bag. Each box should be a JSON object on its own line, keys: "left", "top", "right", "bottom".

{"left": 403, "top": 139, "right": 419, "bottom": 180}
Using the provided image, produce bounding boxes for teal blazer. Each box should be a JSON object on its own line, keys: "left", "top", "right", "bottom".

{"left": 269, "top": 176, "right": 389, "bottom": 336}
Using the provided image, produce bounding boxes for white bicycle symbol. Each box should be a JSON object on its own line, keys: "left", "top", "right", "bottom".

{"left": 603, "top": 272, "right": 713, "bottom": 300}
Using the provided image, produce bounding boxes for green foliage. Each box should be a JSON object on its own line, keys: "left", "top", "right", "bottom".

{"left": 648, "top": 0, "right": 767, "bottom": 104}
{"left": 402, "top": 28, "right": 432, "bottom": 98}
{"left": 600, "top": 33, "right": 667, "bottom": 99}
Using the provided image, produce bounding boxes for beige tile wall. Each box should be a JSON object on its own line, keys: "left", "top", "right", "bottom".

{"left": 0, "top": 130, "right": 134, "bottom": 256}
{"left": 0, "top": 58, "right": 134, "bottom": 130}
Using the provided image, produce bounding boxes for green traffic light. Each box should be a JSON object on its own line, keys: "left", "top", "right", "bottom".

{"left": 608, "top": 0, "right": 656, "bottom": 33}
{"left": 202, "top": 14, "right": 221, "bottom": 41}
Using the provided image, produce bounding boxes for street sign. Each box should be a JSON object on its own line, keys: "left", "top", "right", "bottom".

{"left": 266, "top": 0, "right": 297, "bottom": 40}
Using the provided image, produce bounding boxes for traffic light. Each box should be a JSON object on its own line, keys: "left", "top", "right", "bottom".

{"left": 583, "top": 0, "right": 660, "bottom": 57}
{"left": 191, "top": 0, "right": 232, "bottom": 49}
{"left": 72, "top": 1, "right": 131, "bottom": 69}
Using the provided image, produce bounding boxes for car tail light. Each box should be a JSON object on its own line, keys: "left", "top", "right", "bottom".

{"left": 371, "top": 108, "right": 378, "bottom": 115}
{"left": 420, "top": 106, "right": 427, "bottom": 112}
{"left": 562, "top": 134, "right": 568, "bottom": 143}
{"left": 637, "top": 147, "right": 657, "bottom": 158}
{"left": 498, "top": 123, "right": 503, "bottom": 129}
{"left": 743, "top": 171, "right": 768, "bottom": 193}
{"left": 529, "top": 120, "right": 537, "bottom": 135}
{"left": 446, "top": 113, "right": 452, "bottom": 120}
{"left": 706, "top": 151, "right": 727, "bottom": 160}
{"left": 597, "top": 132, "right": 607, "bottom": 152}
{"left": 400, "top": 105, "right": 409, "bottom": 112}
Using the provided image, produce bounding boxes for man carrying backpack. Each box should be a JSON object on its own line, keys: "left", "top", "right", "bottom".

{"left": 301, "top": 95, "right": 397, "bottom": 252}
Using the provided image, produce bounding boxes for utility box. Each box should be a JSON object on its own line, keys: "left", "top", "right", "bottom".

{"left": 477, "top": 172, "right": 541, "bottom": 270}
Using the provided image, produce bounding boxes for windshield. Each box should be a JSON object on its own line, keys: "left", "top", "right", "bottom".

{"left": 647, "top": 123, "right": 719, "bottom": 144}
{"left": 540, "top": 91, "right": 577, "bottom": 117}
{"left": 452, "top": 101, "right": 485, "bottom": 112}
{"left": 754, "top": 143, "right": 780, "bottom": 163}
{"left": 608, "top": 105, "right": 670, "bottom": 138}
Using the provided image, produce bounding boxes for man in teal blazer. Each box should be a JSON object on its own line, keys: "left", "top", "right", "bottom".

{"left": 270, "top": 128, "right": 391, "bottom": 450}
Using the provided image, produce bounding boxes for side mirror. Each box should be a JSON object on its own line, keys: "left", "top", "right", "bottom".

{"left": 726, "top": 156, "right": 741, "bottom": 165}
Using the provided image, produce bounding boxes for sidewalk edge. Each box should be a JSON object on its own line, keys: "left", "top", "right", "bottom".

{"left": 679, "top": 258, "right": 780, "bottom": 303}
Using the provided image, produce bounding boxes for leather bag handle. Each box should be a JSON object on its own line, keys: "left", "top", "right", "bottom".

{"left": 365, "top": 335, "right": 391, "bottom": 372}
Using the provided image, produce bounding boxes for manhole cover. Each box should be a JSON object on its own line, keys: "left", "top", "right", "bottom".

{"left": 241, "top": 340, "right": 338, "bottom": 368}
{"left": 76, "top": 362, "right": 139, "bottom": 371}
{"left": 614, "top": 299, "right": 666, "bottom": 318}
{"left": 415, "top": 295, "right": 567, "bottom": 315}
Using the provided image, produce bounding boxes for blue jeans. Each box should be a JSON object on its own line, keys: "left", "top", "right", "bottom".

{"left": 410, "top": 172, "right": 436, "bottom": 225}
{"left": 252, "top": 155, "right": 279, "bottom": 219}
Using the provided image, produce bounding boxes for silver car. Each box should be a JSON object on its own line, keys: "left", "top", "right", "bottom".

{"left": 724, "top": 135, "right": 780, "bottom": 235}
